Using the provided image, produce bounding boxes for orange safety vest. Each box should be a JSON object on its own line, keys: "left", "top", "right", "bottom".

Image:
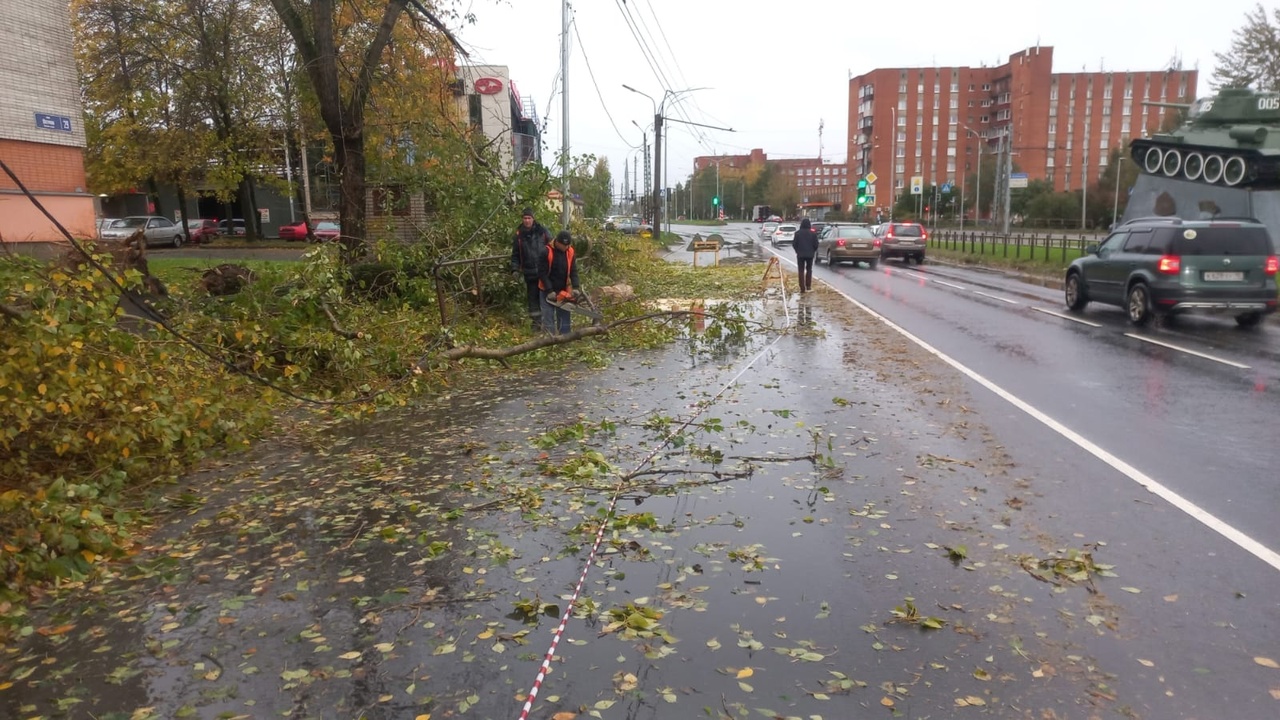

{"left": 538, "top": 245, "right": 574, "bottom": 291}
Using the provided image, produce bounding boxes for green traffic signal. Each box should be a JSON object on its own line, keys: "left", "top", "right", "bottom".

{"left": 712, "top": 196, "right": 719, "bottom": 206}
{"left": 857, "top": 178, "right": 868, "bottom": 189}
{"left": 857, "top": 195, "right": 868, "bottom": 206}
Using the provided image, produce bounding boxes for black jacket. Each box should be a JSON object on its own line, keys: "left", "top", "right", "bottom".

{"left": 538, "top": 244, "right": 580, "bottom": 295}
{"left": 793, "top": 228, "right": 819, "bottom": 259}
{"left": 511, "top": 222, "right": 551, "bottom": 279}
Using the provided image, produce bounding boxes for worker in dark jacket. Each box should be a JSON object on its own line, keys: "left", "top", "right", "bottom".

{"left": 792, "top": 217, "right": 819, "bottom": 292}
{"left": 511, "top": 207, "right": 552, "bottom": 329}
{"left": 538, "top": 230, "right": 581, "bottom": 335}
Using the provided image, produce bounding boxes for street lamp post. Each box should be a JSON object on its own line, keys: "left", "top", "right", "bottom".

{"left": 1112, "top": 155, "right": 1124, "bottom": 229}
{"left": 622, "top": 85, "right": 659, "bottom": 228}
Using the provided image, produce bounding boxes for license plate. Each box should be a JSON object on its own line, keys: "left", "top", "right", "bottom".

{"left": 849, "top": 243, "right": 867, "bottom": 248}
{"left": 1203, "top": 271, "right": 1244, "bottom": 281}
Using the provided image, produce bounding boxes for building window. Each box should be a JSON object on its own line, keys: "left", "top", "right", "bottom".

{"left": 895, "top": 176, "right": 904, "bottom": 188}
{"left": 981, "top": 115, "right": 989, "bottom": 123}
{"left": 897, "top": 147, "right": 905, "bottom": 158}
{"left": 897, "top": 131, "right": 906, "bottom": 142}
{"left": 898, "top": 99, "right": 906, "bottom": 111}
{"left": 1047, "top": 156, "right": 1055, "bottom": 168}
{"left": 917, "top": 83, "right": 924, "bottom": 93}
{"left": 1122, "top": 119, "right": 1131, "bottom": 133}
{"left": 372, "top": 185, "right": 411, "bottom": 217}
{"left": 948, "top": 129, "right": 957, "bottom": 141}
{"left": 982, "top": 83, "right": 990, "bottom": 91}
{"left": 917, "top": 116, "right": 923, "bottom": 125}
{"left": 951, "top": 82, "right": 959, "bottom": 92}
{"left": 916, "top": 130, "right": 923, "bottom": 141}
{"left": 1050, "top": 90, "right": 1058, "bottom": 101}
{"left": 897, "top": 116, "right": 906, "bottom": 127}
{"left": 468, "top": 95, "right": 483, "bottom": 132}
{"left": 947, "top": 159, "right": 956, "bottom": 173}
{"left": 899, "top": 83, "right": 907, "bottom": 93}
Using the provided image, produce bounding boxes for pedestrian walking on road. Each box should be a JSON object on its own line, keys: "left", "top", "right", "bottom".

{"left": 539, "top": 230, "right": 581, "bottom": 336}
{"left": 511, "top": 207, "right": 553, "bottom": 330}
{"left": 792, "top": 217, "right": 819, "bottom": 293}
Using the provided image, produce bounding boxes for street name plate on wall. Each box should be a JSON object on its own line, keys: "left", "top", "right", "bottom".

{"left": 35, "top": 113, "right": 72, "bottom": 132}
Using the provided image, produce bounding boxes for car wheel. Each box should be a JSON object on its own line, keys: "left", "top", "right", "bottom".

{"left": 1235, "top": 312, "right": 1262, "bottom": 328}
{"left": 1064, "top": 272, "right": 1088, "bottom": 311}
{"left": 868, "top": 258, "right": 879, "bottom": 270}
{"left": 916, "top": 254, "right": 925, "bottom": 264}
{"left": 172, "top": 235, "right": 182, "bottom": 248}
{"left": 1126, "top": 282, "right": 1153, "bottom": 326}
{"left": 826, "top": 251, "right": 836, "bottom": 266}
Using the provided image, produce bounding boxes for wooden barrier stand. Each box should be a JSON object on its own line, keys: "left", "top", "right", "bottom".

{"left": 691, "top": 233, "right": 722, "bottom": 267}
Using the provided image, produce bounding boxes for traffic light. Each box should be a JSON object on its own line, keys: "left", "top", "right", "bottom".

{"left": 712, "top": 195, "right": 719, "bottom": 206}
{"left": 856, "top": 178, "right": 869, "bottom": 206}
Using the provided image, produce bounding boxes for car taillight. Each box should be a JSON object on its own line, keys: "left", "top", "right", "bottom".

{"left": 1157, "top": 255, "right": 1181, "bottom": 274}
{"left": 836, "top": 239, "right": 846, "bottom": 247}
{"left": 874, "top": 239, "right": 881, "bottom": 247}
{"left": 1265, "top": 256, "right": 1279, "bottom": 275}
{"left": 920, "top": 232, "right": 927, "bottom": 240}
{"left": 885, "top": 231, "right": 894, "bottom": 239}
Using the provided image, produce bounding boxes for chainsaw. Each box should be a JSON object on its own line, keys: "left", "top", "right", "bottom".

{"left": 547, "top": 289, "right": 603, "bottom": 322}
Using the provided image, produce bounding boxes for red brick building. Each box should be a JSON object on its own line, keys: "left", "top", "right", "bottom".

{"left": 849, "top": 46, "right": 1197, "bottom": 218}
{"left": 693, "top": 150, "right": 850, "bottom": 216}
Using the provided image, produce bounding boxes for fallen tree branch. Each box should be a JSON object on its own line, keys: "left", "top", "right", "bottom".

{"left": 320, "top": 302, "right": 363, "bottom": 340}
{"left": 1, "top": 302, "right": 26, "bottom": 322}
{"left": 731, "top": 453, "right": 819, "bottom": 463}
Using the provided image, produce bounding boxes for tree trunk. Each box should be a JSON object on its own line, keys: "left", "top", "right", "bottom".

{"left": 237, "top": 177, "right": 257, "bottom": 240}
{"left": 248, "top": 176, "right": 263, "bottom": 238}
{"left": 147, "top": 177, "right": 164, "bottom": 217}
{"left": 333, "top": 129, "right": 367, "bottom": 260}
{"left": 176, "top": 183, "right": 190, "bottom": 242}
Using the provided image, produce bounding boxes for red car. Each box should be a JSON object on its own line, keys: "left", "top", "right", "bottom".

{"left": 185, "top": 219, "right": 219, "bottom": 244}
{"left": 278, "top": 221, "right": 309, "bottom": 241}
{"left": 279, "top": 221, "right": 341, "bottom": 242}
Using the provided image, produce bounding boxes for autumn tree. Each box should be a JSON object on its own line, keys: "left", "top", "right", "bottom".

{"left": 1213, "top": 3, "right": 1280, "bottom": 91}
{"left": 266, "top": 0, "right": 465, "bottom": 257}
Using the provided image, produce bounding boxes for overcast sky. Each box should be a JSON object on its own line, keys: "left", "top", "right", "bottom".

{"left": 454, "top": 0, "right": 1260, "bottom": 193}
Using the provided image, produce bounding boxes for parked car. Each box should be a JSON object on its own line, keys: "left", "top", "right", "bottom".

{"left": 759, "top": 221, "right": 780, "bottom": 242}
{"left": 1064, "top": 216, "right": 1279, "bottom": 327}
{"left": 185, "top": 219, "right": 219, "bottom": 244}
{"left": 771, "top": 223, "right": 798, "bottom": 247}
{"left": 877, "top": 222, "right": 928, "bottom": 264}
{"left": 607, "top": 217, "right": 641, "bottom": 234}
{"left": 278, "top": 221, "right": 309, "bottom": 241}
{"left": 818, "top": 223, "right": 881, "bottom": 267}
{"left": 313, "top": 222, "right": 341, "bottom": 242}
{"left": 98, "top": 215, "right": 185, "bottom": 248}
{"left": 217, "top": 218, "right": 247, "bottom": 236}
{"left": 809, "top": 221, "right": 828, "bottom": 239}
{"left": 96, "top": 218, "right": 121, "bottom": 238}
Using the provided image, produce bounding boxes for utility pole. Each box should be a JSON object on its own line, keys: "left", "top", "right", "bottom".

{"left": 559, "top": 0, "right": 571, "bottom": 229}
{"left": 1112, "top": 156, "right": 1123, "bottom": 228}
{"left": 1002, "top": 129, "right": 1013, "bottom": 235}
{"left": 1081, "top": 159, "right": 1089, "bottom": 230}
{"left": 642, "top": 134, "right": 650, "bottom": 219}
{"left": 653, "top": 112, "right": 662, "bottom": 226}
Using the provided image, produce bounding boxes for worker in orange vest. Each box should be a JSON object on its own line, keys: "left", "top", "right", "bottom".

{"left": 538, "top": 230, "right": 581, "bottom": 335}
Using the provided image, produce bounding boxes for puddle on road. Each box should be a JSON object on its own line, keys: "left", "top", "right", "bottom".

{"left": 1, "top": 293, "right": 1143, "bottom": 719}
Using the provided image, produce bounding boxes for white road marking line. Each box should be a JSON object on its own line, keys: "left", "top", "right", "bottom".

{"left": 1031, "top": 306, "right": 1104, "bottom": 327}
{"left": 934, "top": 279, "right": 966, "bottom": 290}
{"left": 973, "top": 290, "right": 1019, "bottom": 305}
{"left": 830, "top": 286, "right": 1280, "bottom": 574}
{"left": 1123, "top": 333, "right": 1251, "bottom": 369}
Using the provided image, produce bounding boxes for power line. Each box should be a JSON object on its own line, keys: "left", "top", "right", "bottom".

{"left": 571, "top": 14, "right": 638, "bottom": 150}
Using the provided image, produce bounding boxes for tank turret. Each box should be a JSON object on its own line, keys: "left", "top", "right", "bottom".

{"left": 1130, "top": 87, "right": 1280, "bottom": 188}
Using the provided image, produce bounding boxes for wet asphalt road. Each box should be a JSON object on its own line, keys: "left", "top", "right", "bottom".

{"left": 4, "top": 225, "right": 1279, "bottom": 719}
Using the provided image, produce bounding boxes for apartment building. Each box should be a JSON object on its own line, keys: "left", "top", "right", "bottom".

{"left": 0, "top": 0, "right": 95, "bottom": 245}
{"left": 692, "top": 150, "right": 848, "bottom": 216}
{"left": 848, "top": 46, "right": 1198, "bottom": 217}
{"left": 456, "top": 65, "right": 542, "bottom": 173}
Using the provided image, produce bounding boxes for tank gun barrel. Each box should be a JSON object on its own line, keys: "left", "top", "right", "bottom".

{"left": 1141, "top": 101, "right": 1195, "bottom": 110}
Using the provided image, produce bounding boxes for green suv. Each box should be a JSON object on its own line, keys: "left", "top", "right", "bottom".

{"left": 1064, "top": 217, "right": 1279, "bottom": 327}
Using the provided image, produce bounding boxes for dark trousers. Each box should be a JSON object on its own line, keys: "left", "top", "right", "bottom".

{"left": 796, "top": 256, "right": 814, "bottom": 291}
{"left": 523, "top": 278, "right": 542, "bottom": 327}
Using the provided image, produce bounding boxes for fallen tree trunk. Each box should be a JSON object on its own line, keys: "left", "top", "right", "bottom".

{"left": 440, "top": 310, "right": 704, "bottom": 362}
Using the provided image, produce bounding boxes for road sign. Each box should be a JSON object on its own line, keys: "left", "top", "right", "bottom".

{"left": 865, "top": 171, "right": 878, "bottom": 184}
{"left": 35, "top": 113, "right": 71, "bottom": 133}
{"left": 1009, "top": 172, "right": 1029, "bottom": 189}
{"left": 941, "top": 182, "right": 952, "bottom": 193}
{"left": 865, "top": 195, "right": 876, "bottom": 206}
{"left": 910, "top": 176, "right": 924, "bottom": 195}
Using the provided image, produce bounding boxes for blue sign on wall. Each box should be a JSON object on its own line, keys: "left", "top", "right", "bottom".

{"left": 35, "top": 113, "right": 72, "bottom": 133}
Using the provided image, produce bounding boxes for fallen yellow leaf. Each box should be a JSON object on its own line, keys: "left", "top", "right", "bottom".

{"left": 552, "top": 713, "right": 577, "bottom": 720}
{"left": 1269, "top": 687, "right": 1280, "bottom": 700}
{"left": 880, "top": 697, "right": 895, "bottom": 707}
{"left": 415, "top": 714, "right": 432, "bottom": 720}
{"left": 1256, "top": 657, "right": 1280, "bottom": 669}
{"left": 1163, "top": 594, "right": 1178, "bottom": 602}
{"left": 964, "top": 695, "right": 987, "bottom": 706}
{"left": 736, "top": 667, "right": 754, "bottom": 679}
{"left": 477, "top": 629, "right": 494, "bottom": 640}
{"left": 0, "top": 681, "right": 12, "bottom": 690}
{"left": 1137, "top": 659, "right": 1155, "bottom": 667}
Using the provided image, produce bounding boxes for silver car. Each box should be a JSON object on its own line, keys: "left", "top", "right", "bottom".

{"left": 759, "top": 221, "right": 779, "bottom": 242}
{"left": 99, "top": 216, "right": 185, "bottom": 248}
{"left": 771, "top": 223, "right": 798, "bottom": 247}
